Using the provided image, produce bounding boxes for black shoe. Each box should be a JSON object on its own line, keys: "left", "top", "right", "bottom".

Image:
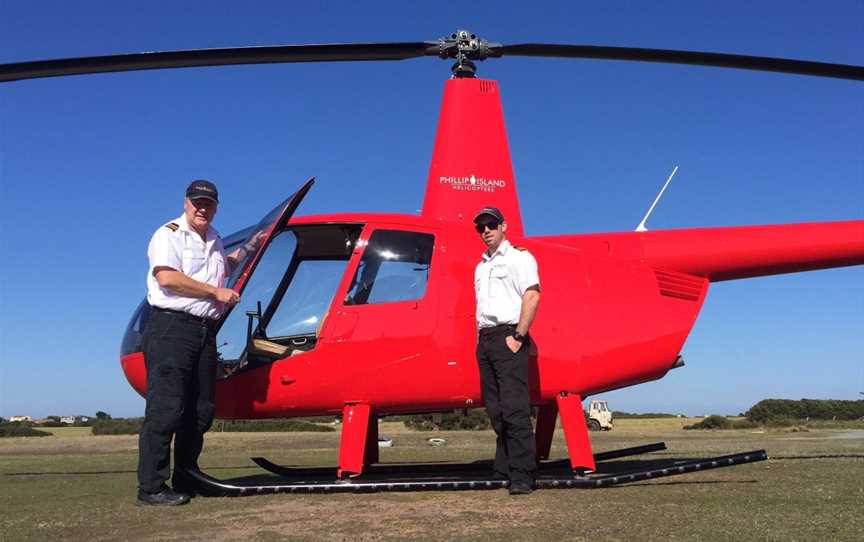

{"left": 171, "top": 484, "right": 196, "bottom": 499}
{"left": 171, "top": 479, "right": 198, "bottom": 499}
{"left": 136, "top": 488, "right": 191, "bottom": 506}
{"left": 508, "top": 480, "right": 534, "bottom": 495}
{"left": 172, "top": 474, "right": 198, "bottom": 498}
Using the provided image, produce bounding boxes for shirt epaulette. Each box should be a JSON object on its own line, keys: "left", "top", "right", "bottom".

{"left": 513, "top": 246, "right": 527, "bottom": 251}
{"left": 164, "top": 222, "right": 179, "bottom": 232}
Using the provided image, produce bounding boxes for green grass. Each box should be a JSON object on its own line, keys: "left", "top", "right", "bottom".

{"left": 1, "top": 419, "right": 862, "bottom": 541}
{"left": 39, "top": 426, "right": 93, "bottom": 437}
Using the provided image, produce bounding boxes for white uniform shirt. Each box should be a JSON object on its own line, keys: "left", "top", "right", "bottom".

{"left": 146, "top": 214, "right": 228, "bottom": 319}
{"left": 474, "top": 240, "right": 540, "bottom": 329}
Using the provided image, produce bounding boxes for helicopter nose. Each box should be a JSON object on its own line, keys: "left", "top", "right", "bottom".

{"left": 120, "top": 351, "right": 147, "bottom": 398}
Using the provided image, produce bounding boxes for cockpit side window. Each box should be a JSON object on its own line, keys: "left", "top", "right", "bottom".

{"left": 344, "top": 230, "right": 434, "bottom": 305}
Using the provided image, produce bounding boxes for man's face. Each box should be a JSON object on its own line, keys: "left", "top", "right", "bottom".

{"left": 475, "top": 216, "right": 506, "bottom": 250}
{"left": 184, "top": 197, "right": 217, "bottom": 232}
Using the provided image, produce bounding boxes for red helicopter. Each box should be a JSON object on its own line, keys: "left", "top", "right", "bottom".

{"left": 4, "top": 30, "right": 862, "bottom": 493}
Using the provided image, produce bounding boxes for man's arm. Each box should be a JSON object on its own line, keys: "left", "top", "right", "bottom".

{"left": 154, "top": 267, "right": 239, "bottom": 305}
{"left": 506, "top": 285, "right": 540, "bottom": 353}
{"left": 515, "top": 285, "right": 540, "bottom": 337}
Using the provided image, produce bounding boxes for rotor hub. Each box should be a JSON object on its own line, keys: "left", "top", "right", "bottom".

{"left": 438, "top": 29, "right": 502, "bottom": 78}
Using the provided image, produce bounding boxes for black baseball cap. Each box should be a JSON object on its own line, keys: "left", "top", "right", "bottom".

{"left": 473, "top": 206, "right": 504, "bottom": 223}
{"left": 185, "top": 179, "right": 219, "bottom": 203}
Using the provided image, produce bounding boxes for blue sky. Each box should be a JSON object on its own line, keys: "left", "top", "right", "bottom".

{"left": 1, "top": 1, "right": 861, "bottom": 418}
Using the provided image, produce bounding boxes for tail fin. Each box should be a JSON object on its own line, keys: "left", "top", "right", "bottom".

{"left": 421, "top": 78, "right": 524, "bottom": 237}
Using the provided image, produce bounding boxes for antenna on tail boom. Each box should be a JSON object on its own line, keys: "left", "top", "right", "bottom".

{"left": 635, "top": 165, "right": 679, "bottom": 232}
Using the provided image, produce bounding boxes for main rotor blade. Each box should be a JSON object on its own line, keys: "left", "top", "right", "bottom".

{"left": 0, "top": 42, "right": 439, "bottom": 82}
{"left": 499, "top": 44, "right": 864, "bottom": 81}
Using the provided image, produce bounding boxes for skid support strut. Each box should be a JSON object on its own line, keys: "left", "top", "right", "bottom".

{"left": 556, "top": 392, "right": 596, "bottom": 472}
{"left": 337, "top": 403, "right": 378, "bottom": 478}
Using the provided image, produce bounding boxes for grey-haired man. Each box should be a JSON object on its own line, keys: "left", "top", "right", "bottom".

{"left": 136, "top": 179, "right": 241, "bottom": 506}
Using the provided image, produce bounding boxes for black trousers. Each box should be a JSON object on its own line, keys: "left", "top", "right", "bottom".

{"left": 137, "top": 309, "right": 217, "bottom": 493}
{"left": 476, "top": 326, "right": 536, "bottom": 484}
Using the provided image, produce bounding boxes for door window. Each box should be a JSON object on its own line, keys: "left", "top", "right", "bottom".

{"left": 344, "top": 230, "right": 434, "bottom": 305}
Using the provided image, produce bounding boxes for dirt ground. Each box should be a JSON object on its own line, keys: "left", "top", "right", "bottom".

{"left": 2, "top": 419, "right": 862, "bottom": 541}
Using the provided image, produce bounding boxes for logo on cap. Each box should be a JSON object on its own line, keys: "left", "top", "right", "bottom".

{"left": 186, "top": 180, "right": 219, "bottom": 203}
{"left": 473, "top": 206, "right": 505, "bottom": 223}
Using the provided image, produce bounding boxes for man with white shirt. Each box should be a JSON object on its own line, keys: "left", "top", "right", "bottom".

{"left": 473, "top": 206, "right": 541, "bottom": 495}
{"left": 137, "top": 180, "right": 245, "bottom": 506}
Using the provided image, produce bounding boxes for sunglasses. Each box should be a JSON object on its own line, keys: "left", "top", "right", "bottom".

{"left": 475, "top": 220, "right": 501, "bottom": 234}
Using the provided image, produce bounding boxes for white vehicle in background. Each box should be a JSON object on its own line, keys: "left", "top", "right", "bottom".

{"left": 587, "top": 400, "right": 613, "bottom": 431}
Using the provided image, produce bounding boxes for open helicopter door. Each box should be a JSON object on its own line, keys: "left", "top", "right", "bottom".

{"left": 213, "top": 178, "right": 316, "bottom": 373}
{"left": 224, "top": 178, "right": 315, "bottom": 296}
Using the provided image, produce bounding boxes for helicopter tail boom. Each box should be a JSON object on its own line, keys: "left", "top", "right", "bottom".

{"left": 539, "top": 220, "right": 863, "bottom": 282}
{"left": 639, "top": 220, "right": 864, "bottom": 282}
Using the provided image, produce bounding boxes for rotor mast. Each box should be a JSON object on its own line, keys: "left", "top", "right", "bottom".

{"left": 436, "top": 30, "right": 502, "bottom": 78}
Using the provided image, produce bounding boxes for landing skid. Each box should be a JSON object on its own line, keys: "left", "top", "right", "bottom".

{"left": 249, "top": 442, "right": 669, "bottom": 478}
{"left": 184, "top": 443, "right": 767, "bottom": 496}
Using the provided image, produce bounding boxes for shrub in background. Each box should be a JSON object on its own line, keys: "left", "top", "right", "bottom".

{"left": 216, "top": 419, "right": 335, "bottom": 432}
{"left": 403, "top": 410, "right": 492, "bottom": 431}
{"left": 684, "top": 415, "right": 732, "bottom": 430}
{"left": 0, "top": 422, "right": 52, "bottom": 438}
{"left": 92, "top": 418, "right": 142, "bottom": 435}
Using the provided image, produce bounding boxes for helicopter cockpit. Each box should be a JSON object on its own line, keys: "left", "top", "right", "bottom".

{"left": 216, "top": 223, "right": 362, "bottom": 376}
{"left": 120, "top": 178, "right": 438, "bottom": 386}
{"left": 121, "top": 222, "right": 363, "bottom": 378}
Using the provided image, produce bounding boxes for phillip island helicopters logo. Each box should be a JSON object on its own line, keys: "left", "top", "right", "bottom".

{"left": 439, "top": 174, "right": 507, "bottom": 193}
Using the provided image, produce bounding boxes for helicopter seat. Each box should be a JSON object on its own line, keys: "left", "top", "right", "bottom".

{"left": 250, "top": 338, "right": 291, "bottom": 358}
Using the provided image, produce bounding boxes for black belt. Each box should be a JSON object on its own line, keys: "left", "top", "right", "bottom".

{"left": 153, "top": 307, "right": 218, "bottom": 328}
{"left": 478, "top": 324, "right": 517, "bottom": 337}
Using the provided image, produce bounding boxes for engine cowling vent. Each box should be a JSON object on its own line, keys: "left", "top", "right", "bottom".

{"left": 654, "top": 269, "right": 706, "bottom": 301}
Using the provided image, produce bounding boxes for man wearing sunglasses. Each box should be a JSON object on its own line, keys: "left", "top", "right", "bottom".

{"left": 473, "top": 206, "right": 541, "bottom": 495}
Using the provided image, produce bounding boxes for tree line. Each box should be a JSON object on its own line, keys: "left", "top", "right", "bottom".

{"left": 4, "top": 398, "right": 862, "bottom": 437}
{"left": 745, "top": 399, "right": 864, "bottom": 423}
{"left": 685, "top": 398, "right": 864, "bottom": 430}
